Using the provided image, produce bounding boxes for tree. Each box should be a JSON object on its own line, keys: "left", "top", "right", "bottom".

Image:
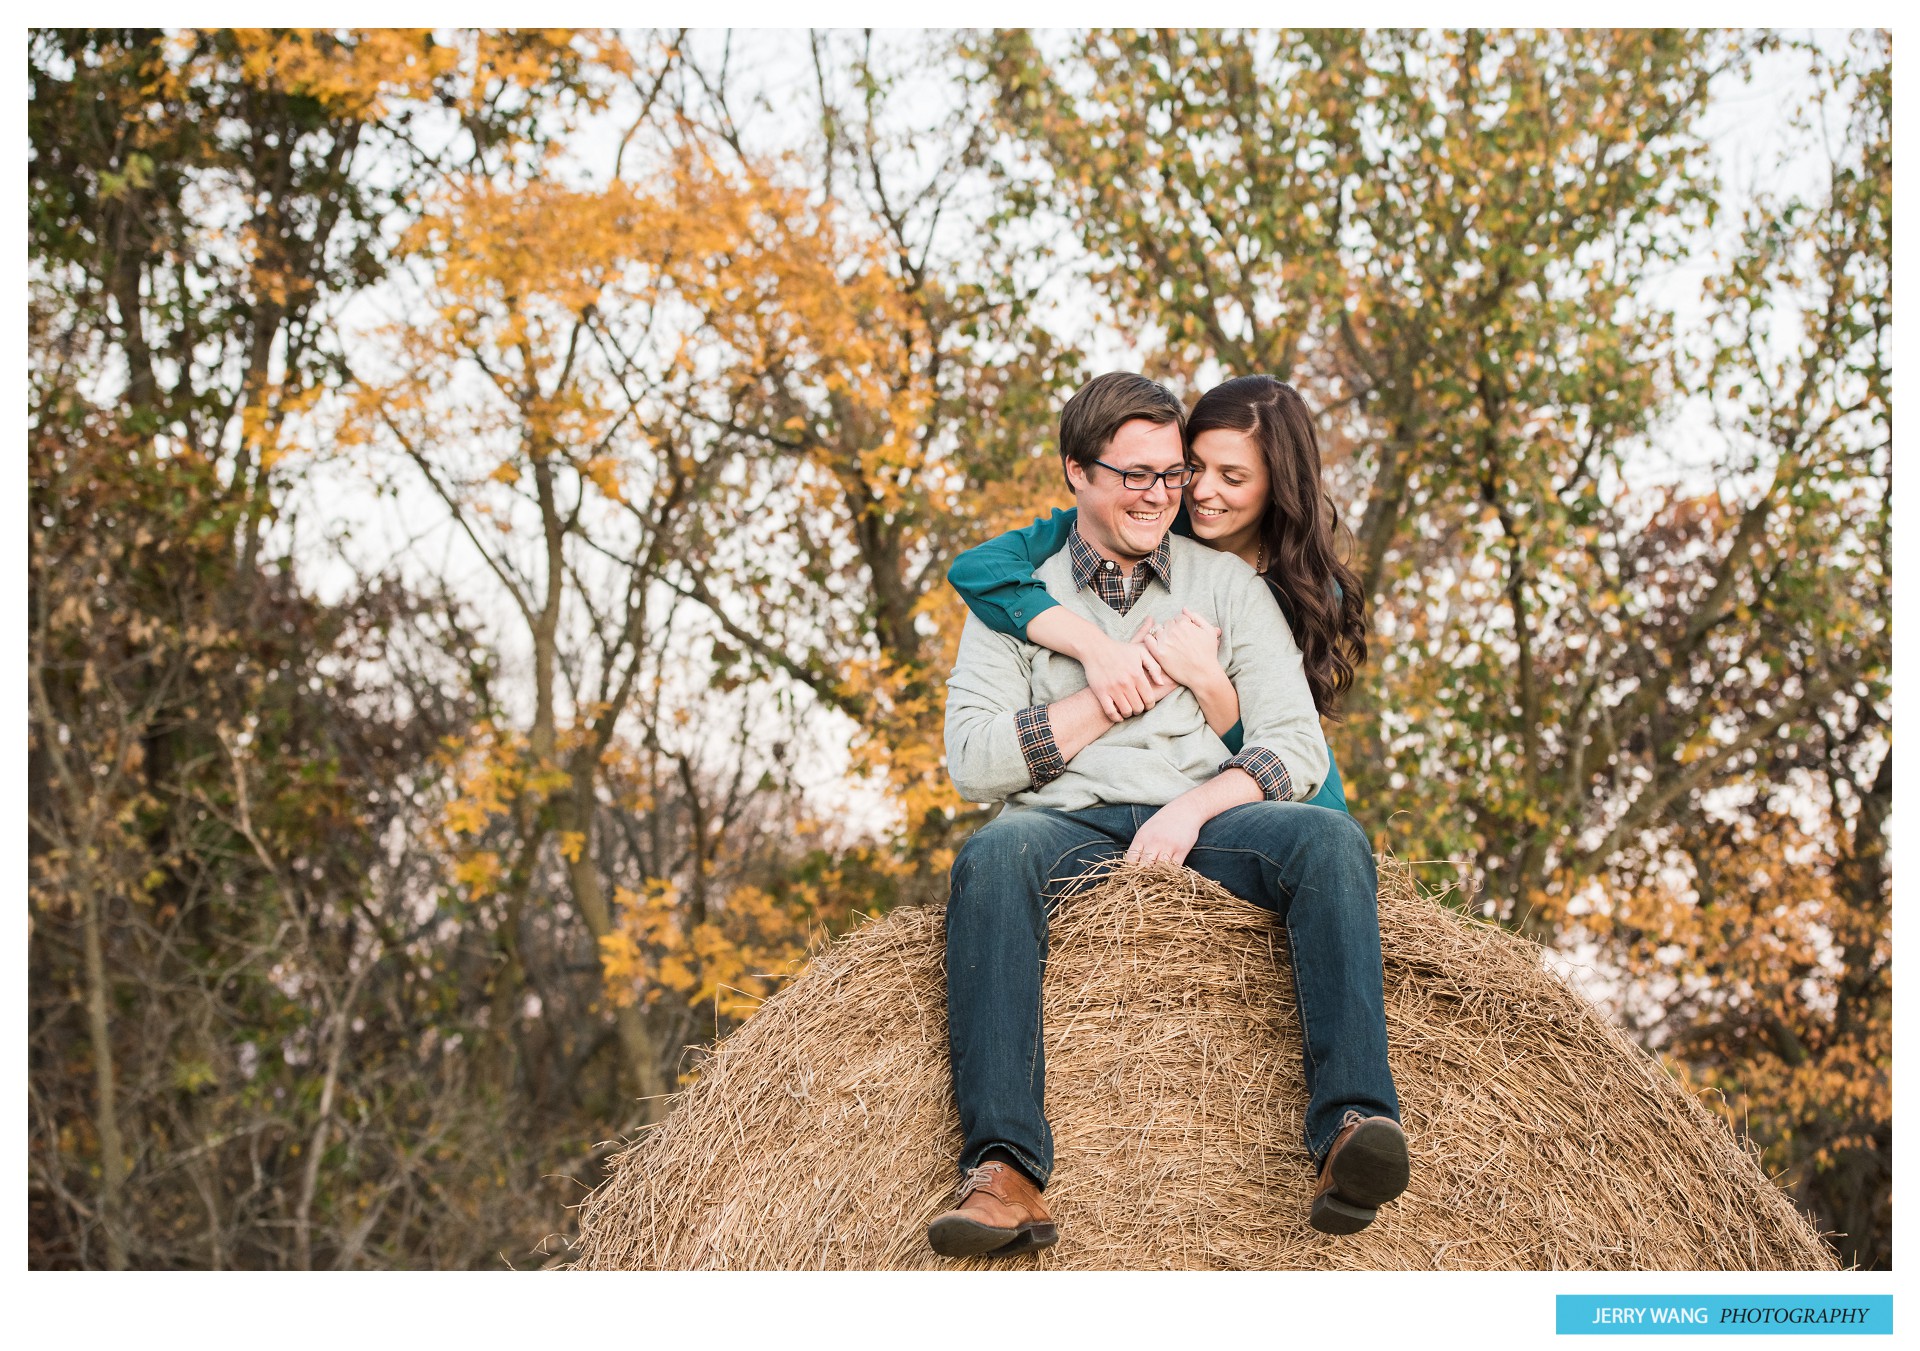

{"left": 27, "top": 25, "right": 661, "bottom": 1268}
{"left": 641, "top": 31, "right": 1078, "bottom": 886}
{"left": 1569, "top": 32, "right": 1890, "bottom": 1266}
{"left": 355, "top": 143, "right": 737, "bottom": 1119}
{"left": 976, "top": 28, "right": 1739, "bottom": 906}
{"left": 348, "top": 29, "right": 956, "bottom": 1111}
{"left": 975, "top": 28, "right": 1889, "bottom": 1263}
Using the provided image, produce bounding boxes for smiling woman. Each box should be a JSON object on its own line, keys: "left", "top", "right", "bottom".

{"left": 1183, "top": 377, "right": 1369, "bottom": 721}
{"left": 1186, "top": 428, "right": 1267, "bottom": 561}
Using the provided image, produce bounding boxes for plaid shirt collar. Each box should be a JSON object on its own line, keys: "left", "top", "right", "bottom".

{"left": 1067, "top": 526, "right": 1173, "bottom": 612}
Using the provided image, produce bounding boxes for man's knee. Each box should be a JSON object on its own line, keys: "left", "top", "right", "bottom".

{"left": 951, "top": 812, "right": 1078, "bottom": 905}
{"left": 1237, "top": 801, "right": 1375, "bottom": 879}
{"left": 955, "top": 811, "right": 1060, "bottom": 870}
{"left": 1307, "top": 806, "right": 1373, "bottom": 868}
{"left": 1236, "top": 798, "right": 1362, "bottom": 836}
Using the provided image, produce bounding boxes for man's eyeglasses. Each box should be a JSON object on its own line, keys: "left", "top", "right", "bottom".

{"left": 1091, "top": 459, "right": 1198, "bottom": 491}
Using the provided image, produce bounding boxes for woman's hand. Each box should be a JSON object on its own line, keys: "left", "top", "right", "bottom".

{"left": 1141, "top": 609, "right": 1225, "bottom": 689}
{"left": 1078, "top": 624, "right": 1170, "bottom": 722}
{"left": 1142, "top": 609, "right": 1239, "bottom": 736}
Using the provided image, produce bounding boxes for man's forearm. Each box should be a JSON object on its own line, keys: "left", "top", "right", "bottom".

{"left": 1164, "top": 766, "right": 1263, "bottom": 826}
{"left": 1124, "top": 767, "right": 1264, "bottom": 865}
{"left": 1044, "top": 686, "right": 1118, "bottom": 762}
{"left": 1005, "top": 687, "right": 1118, "bottom": 793}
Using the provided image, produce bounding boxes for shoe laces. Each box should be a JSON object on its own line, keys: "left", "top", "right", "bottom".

{"left": 1340, "top": 1109, "right": 1368, "bottom": 1131}
{"left": 955, "top": 1163, "right": 1004, "bottom": 1201}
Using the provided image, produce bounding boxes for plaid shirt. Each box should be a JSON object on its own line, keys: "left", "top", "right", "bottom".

{"left": 1067, "top": 527, "right": 1173, "bottom": 617}
{"left": 1013, "top": 527, "right": 1299, "bottom": 802}
{"left": 1016, "top": 528, "right": 1175, "bottom": 789}
{"left": 1218, "top": 743, "right": 1292, "bottom": 802}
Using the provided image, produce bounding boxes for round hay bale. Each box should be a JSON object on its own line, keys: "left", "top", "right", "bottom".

{"left": 572, "top": 860, "right": 1836, "bottom": 1270}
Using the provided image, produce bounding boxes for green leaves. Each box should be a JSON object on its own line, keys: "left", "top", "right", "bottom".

{"left": 96, "top": 151, "right": 155, "bottom": 200}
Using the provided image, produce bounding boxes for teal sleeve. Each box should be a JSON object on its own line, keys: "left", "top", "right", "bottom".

{"left": 1221, "top": 720, "right": 1348, "bottom": 815}
{"left": 947, "top": 503, "right": 1199, "bottom": 639}
{"left": 945, "top": 507, "right": 1079, "bottom": 640}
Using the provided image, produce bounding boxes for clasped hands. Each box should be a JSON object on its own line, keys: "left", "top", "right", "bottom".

{"left": 1076, "top": 610, "right": 1229, "bottom": 869}
{"left": 1080, "top": 608, "right": 1225, "bottom": 724}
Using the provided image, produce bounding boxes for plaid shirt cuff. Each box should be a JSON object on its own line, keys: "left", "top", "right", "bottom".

{"left": 1220, "top": 745, "right": 1294, "bottom": 802}
{"left": 1014, "top": 705, "right": 1067, "bottom": 788}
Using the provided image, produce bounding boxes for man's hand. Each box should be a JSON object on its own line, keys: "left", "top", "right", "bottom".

{"left": 1078, "top": 621, "right": 1169, "bottom": 721}
{"left": 1125, "top": 797, "right": 1205, "bottom": 866}
{"left": 1124, "top": 767, "right": 1267, "bottom": 867}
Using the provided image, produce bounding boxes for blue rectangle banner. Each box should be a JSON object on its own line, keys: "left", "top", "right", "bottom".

{"left": 1557, "top": 1295, "right": 1891, "bottom": 1335}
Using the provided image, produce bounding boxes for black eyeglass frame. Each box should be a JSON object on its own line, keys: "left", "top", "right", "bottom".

{"left": 1089, "top": 458, "right": 1198, "bottom": 491}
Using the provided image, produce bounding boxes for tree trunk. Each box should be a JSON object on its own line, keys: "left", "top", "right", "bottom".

{"left": 1353, "top": 422, "right": 1416, "bottom": 610}
{"left": 294, "top": 958, "right": 369, "bottom": 1270}
{"left": 563, "top": 806, "right": 670, "bottom": 1124}
{"left": 79, "top": 874, "right": 129, "bottom": 1269}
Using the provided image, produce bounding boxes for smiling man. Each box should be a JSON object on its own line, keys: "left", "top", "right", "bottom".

{"left": 928, "top": 372, "right": 1406, "bottom": 1259}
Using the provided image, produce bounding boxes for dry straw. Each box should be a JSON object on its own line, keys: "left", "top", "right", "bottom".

{"left": 573, "top": 858, "right": 1836, "bottom": 1270}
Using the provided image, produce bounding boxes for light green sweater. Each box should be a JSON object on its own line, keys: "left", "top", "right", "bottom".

{"left": 944, "top": 534, "right": 1329, "bottom": 811}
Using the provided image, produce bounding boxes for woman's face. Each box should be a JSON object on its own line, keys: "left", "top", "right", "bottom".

{"left": 1185, "top": 428, "right": 1269, "bottom": 554}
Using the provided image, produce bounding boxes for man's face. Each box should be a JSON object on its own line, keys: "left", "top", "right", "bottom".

{"left": 1064, "top": 418, "right": 1188, "bottom": 563}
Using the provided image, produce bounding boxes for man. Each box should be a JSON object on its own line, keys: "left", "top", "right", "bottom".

{"left": 928, "top": 372, "right": 1406, "bottom": 1259}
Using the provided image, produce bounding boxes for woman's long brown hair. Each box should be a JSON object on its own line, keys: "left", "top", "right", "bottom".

{"left": 1186, "top": 376, "right": 1368, "bottom": 719}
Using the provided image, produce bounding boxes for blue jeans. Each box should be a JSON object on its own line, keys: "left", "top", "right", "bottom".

{"left": 945, "top": 801, "right": 1400, "bottom": 1188}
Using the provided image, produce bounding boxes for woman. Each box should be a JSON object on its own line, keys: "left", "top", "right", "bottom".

{"left": 947, "top": 376, "right": 1366, "bottom": 812}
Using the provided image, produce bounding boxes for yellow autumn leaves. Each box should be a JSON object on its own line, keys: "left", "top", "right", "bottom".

{"left": 598, "top": 877, "right": 811, "bottom": 1023}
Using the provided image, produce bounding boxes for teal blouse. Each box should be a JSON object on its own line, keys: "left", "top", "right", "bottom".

{"left": 946, "top": 506, "right": 1349, "bottom": 814}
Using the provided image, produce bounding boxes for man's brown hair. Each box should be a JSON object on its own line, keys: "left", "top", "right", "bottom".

{"left": 1057, "top": 372, "right": 1187, "bottom": 490}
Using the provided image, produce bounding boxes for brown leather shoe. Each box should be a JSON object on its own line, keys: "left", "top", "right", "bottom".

{"left": 927, "top": 1161, "right": 1059, "bottom": 1258}
{"left": 1310, "top": 1112, "right": 1409, "bottom": 1235}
